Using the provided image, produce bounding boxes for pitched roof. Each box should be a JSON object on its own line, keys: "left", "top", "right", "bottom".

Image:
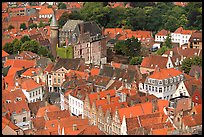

{"left": 28, "top": 101, "right": 47, "bottom": 115}
{"left": 183, "top": 77, "right": 202, "bottom": 96}
{"left": 46, "top": 110, "right": 70, "bottom": 120}
{"left": 39, "top": 8, "right": 53, "bottom": 15}
{"left": 182, "top": 113, "right": 202, "bottom": 127}
{"left": 156, "top": 29, "right": 170, "bottom": 36}
{"left": 2, "top": 116, "right": 19, "bottom": 130}
{"left": 194, "top": 104, "right": 202, "bottom": 114}
{"left": 19, "top": 51, "right": 39, "bottom": 60}
{"left": 21, "top": 78, "right": 42, "bottom": 91}
{"left": 36, "top": 105, "right": 60, "bottom": 117}
{"left": 21, "top": 67, "right": 42, "bottom": 77}
{"left": 2, "top": 50, "right": 9, "bottom": 57}
{"left": 111, "top": 61, "right": 122, "bottom": 68}
{"left": 32, "top": 117, "right": 46, "bottom": 130}
{"left": 148, "top": 68, "right": 183, "bottom": 80}
{"left": 4, "top": 59, "right": 36, "bottom": 69}
{"left": 70, "top": 84, "right": 93, "bottom": 100}
{"left": 78, "top": 126, "right": 105, "bottom": 135}
{"left": 90, "top": 68, "right": 100, "bottom": 76}
{"left": 2, "top": 89, "right": 29, "bottom": 115}
{"left": 189, "top": 30, "right": 202, "bottom": 42}
{"left": 140, "top": 55, "right": 168, "bottom": 69}
{"left": 9, "top": 16, "right": 32, "bottom": 22}
{"left": 52, "top": 58, "right": 83, "bottom": 71}
{"left": 89, "top": 89, "right": 116, "bottom": 106}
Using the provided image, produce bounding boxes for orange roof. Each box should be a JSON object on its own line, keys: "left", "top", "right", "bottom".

{"left": 21, "top": 78, "right": 42, "bottom": 91}
{"left": 2, "top": 117, "right": 19, "bottom": 130}
{"left": 182, "top": 113, "right": 202, "bottom": 127}
{"left": 6, "top": 67, "right": 23, "bottom": 77}
{"left": 39, "top": 8, "right": 53, "bottom": 15}
{"left": 174, "top": 27, "right": 183, "bottom": 33}
{"left": 194, "top": 104, "right": 202, "bottom": 114}
{"left": 152, "top": 127, "right": 174, "bottom": 135}
{"left": 118, "top": 88, "right": 137, "bottom": 96}
{"left": 9, "top": 7, "right": 25, "bottom": 12}
{"left": 2, "top": 12, "right": 9, "bottom": 20}
{"left": 2, "top": 37, "right": 14, "bottom": 47}
{"left": 149, "top": 68, "right": 183, "bottom": 80}
{"left": 21, "top": 67, "right": 42, "bottom": 77}
{"left": 140, "top": 55, "right": 168, "bottom": 69}
{"left": 111, "top": 61, "right": 121, "bottom": 68}
{"left": 2, "top": 2, "right": 8, "bottom": 10}
{"left": 181, "top": 30, "right": 194, "bottom": 35}
{"left": 66, "top": 70, "right": 88, "bottom": 79}
{"left": 36, "top": 105, "right": 60, "bottom": 117}
{"left": 89, "top": 89, "right": 116, "bottom": 106}
{"left": 2, "top": 50, "right": 9, "bottom": 57}
{"left": 156, "top": 29, "right": 170, "bottom": 36}
{"left": 2, "top": 89, "right": 29, "bottom": 115}
{"left": 90, "top": 68, "right": 100, "bottom": 76}
{"left": 4, "top": 59, "right": 36, "bottom": 69}
{"left": 44, "top": 63, "right": 54, "bottom": 73}
{"left": 9, "top": 16, "right": 31, "bottom": 22}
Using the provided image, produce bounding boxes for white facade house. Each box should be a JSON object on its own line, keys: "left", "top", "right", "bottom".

{"left": 21, "top": 79, "right": 43, "bottom": 103}
{"left": 39, "top": 14, "right": 52, "bottom": 19}
{"left": 139, "top": 68, "right": 185, "bottom": 100}
{"left": 120, "top": 116, "right": 128, "bottom": 135}
{"left": 171, "top": 27, "right": 194, "bottom": 46}
{"left": 155, "top": 29, "right": 170, "bottom": 43}
{"left": 69, "top": 94, "right": 84, "bottom": 118}
{"left": 60, "top": 92, "right": 69, "bottom": 110}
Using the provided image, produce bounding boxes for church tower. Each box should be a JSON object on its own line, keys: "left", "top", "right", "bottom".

{"left": 50, "top": 10, "right": 59, "bottom": 58}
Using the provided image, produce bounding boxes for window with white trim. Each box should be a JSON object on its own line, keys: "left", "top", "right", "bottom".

{"left": 159, "top": 88, "right": 162, "bottom": 93}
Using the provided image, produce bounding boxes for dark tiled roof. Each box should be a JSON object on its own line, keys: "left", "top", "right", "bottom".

{"left": 28, "top": 101, "right": 46, "bottom": 115}
{"left": 52, "top": 58, "right": 84, "bottom": 71}
{"left": 36, "top": 57, "right": 52, "bottom": 70}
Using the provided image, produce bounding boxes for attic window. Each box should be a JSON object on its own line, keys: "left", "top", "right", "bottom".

{"left": 165, "top": 79, "right": 168, "bottom": 84}
{"left": 119, "top": 78, "right": 122, "bottom": 81}
{"left": 52, "top": 124, "right": 54, "bottom": 127}
{"left": 16, "top": 97, "right": 22, "bottom": 101}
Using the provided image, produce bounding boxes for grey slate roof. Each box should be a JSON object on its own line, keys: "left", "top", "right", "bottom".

{"left": 62, "top": 20, "right": 84, "bottom": 31}
{"left": 52, "top": 58, "right": 83, "bottom": 71}
{"left": 36, "top": 57, "right": 52, "bottom": 70}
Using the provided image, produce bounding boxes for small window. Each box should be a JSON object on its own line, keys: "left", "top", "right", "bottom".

{"left": 159, "top": 88, "right": 162, "bottom": 93}
{"left": 23, "top": 117, "right": 26, "bottom": 122}
{"left": 33, "top": 92, "right": 35, "bottom": 96}
{"left": 30, "top": 93, "right": 32, "bottom": 98}
{"left": 58, "top": 74, "right": 60, "bottom": 76}
{"left": 170, "top": 78, "right": 173, "bottom": 83}
{"left": 152, "top": 86, "right": 154, "bottom": 91}
{"left": 58, "top": 79, "right": 60, "bottom": 83}
{"left": 158, "top": 80, "right": 163, "bottom": 85}
{"left": 13, "top": 119, "right": 17, "bottom": 124}
{"left": 165, "top": 79, "right": 168, "bottom": 84}
{"left": 155, "top": 87, "right": 158, "bottom": 92}
{"left": 195, "top": 96, "right": 198, "bottom": 100}
{"left": 36, "top": 91, "right": 38, "bottom": 95}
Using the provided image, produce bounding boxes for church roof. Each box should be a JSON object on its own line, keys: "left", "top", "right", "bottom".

{"left": 50, "top": 11, "right": 58, "bottom": 27}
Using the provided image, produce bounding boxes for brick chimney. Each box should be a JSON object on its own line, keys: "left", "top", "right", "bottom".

{"left": 72, "top": 124, "right": 77, "bottom": 131}
{"left": 107, "top": 93, "right": 111, "bottom": 104}
{"left": 97, "top": 93, "right": 100, "bottom": 100}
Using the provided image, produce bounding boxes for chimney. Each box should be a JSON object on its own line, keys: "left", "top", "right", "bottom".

{"left": 194, "top": 71, "right": 199, "bottom": 80}
{"left": 97, "top": 93, "right": 100, "bottom": 100}
{"left": 107, "top": 93, "right": 110, "bottom": 104}
{"left": 152, "top": 99, "right": 158, "bottom": 113}
{"left": 72, "top": 124, "right": 77, "bottom": 131}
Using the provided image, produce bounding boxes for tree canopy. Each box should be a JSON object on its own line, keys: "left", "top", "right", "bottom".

{"left": 181, "top": 56, "right": 202, "bottom": 74}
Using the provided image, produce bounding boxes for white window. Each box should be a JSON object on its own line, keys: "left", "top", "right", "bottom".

{"left": 170, "top": 78, "right": 173, "bottom": 83}
{"left": 158, "top": 80, "right": 163, "bottom": 85}
{"left": 165, "top": 79, "right": 168, "bottom": 84}
{"left": 159, "top": 88, "right": 162, "bottom": 93}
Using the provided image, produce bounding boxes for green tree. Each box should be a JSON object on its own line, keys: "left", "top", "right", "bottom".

{"left": 29, "top": 23, "right": 37, "bottom": 29}
{"left": 57, "top": 2, "right": 67, "bottom": 9}
{"left": 163, "top": 15, "right": 179, "bottom": 32}
{"left": 38, "top": 21, "right": 45, "bottom": 28}
{"left": 20, "top": 23, "right": 27, "bottom": 30}
{"left": 58, "top": 11, "right": 69, "bottom": 28}
{"left": 8, "top": 25, "right": 14, "bottom": 30}
{"left": 12, "top": 39, "right": 22, "bottom": 54}
{"left": 130, "top": 56, "right": 143, "bottom": 65}
{"left": 3, "top": 42, "right": 13, "bottom": 54}
{"left": 20, "top": 35, "right": 31, "bottom": 43}
{"left": 156, "top": 46, "right": 168, "bottom": 55}
{"left": 181, "top": 56, "right": 202, "bottom": 74}
{"left": 47, "top": 5, "right": 52, "bottom": 8}
{"left": 163, "top": 34, "right": 173, "bottom": 49}
{"left": 21, "top": 40, "right": 40, "bottom": 53}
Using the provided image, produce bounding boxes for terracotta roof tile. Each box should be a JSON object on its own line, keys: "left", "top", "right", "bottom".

{"left": 111, "top": 61, "right": 121, "bottom": 68}
{"left": 36, "top": 105, "right": 60, "bottom": 117}
{"left": 182, "top": 113, "right": 202, "bottom": 127}
{"left": 90, "top": 68, "right": 100, "bottom": 76}
{"left": 194, "top": 104, "right": 202, "bottom": 114}
{"left": 156, "top": 29, "right": 170, "bottom": 36}
{"left": 4, "top": 59, "right": 36, "bottom": 69}
{"left": 149, "top": 68, "right": 183, "bottom": 80}
{"left": 39, "top": 8, "right": 53, "bottom": 15}
{"left": 44, "top": 63, "right": 54, "bottom": 73}
{"left": 78, "top": 126, "right": 105, "bottom": 135}
{"left": 9, "top": 16, "right": 32, "bottom": 22}
{"left": 140, "top": 55, "right": 168, "bottom": 69}
{"left": 21, "top": 78, "right": 42, "bottom": 91}
{"left": 32, "top": 117, "right": 46, "bottom": 130}
{"left": 21, "top": 67, "right": 42, "bottom": 77}
{"left": 2, "top": 116, "right": 19, "bottom": 130}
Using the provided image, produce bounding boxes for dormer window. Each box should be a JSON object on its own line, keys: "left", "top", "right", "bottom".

{"left": 180, "top": 75, "right": 184, "bottom": 80}
{"left": 6, "top": 100, "right": 11, "bottom": 104}
{"left": 158, "top": 80, "right": 163, "bottom": 85}
{"left": 152, "top": 79, "right": 155, "bottom": 84}
{"left": 170, "top": 78, "right": 173, "bottom": 83}
{"left": 165, "top": 79, "right": 168, "bottom": 84}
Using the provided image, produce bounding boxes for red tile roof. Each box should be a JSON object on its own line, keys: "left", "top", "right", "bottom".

{"left": 46, "top": 110, "right": 70, "bottom": 120}
{"left": 182, "top": 113, "right": 202, "bottom": 127}
{"left": 39, "top": 8, "right": 53, "bottom": 15}
{"left": 156, "top": 29, "right": 170, "bottom": 36}
{"left": 90, "top": 68, "right": 100, "bottom": 76}
{"left": 111, "top": 61, "right": 121, "bottom": 68}
{"left": 194, "top": 104, "right": 202, "bottom": 114}
{"left": 149, "top": 68, "right": 183, "bottom": 80}
{"left": 36, "top": 105, "right": 60, "bottom": 118}
{"left": 2, "top": 50, "right": 9, "bottom": 57}
{"left": 21, "top": 67, "right": 42, "bottom": 77}
{"left": 21, "top": 78, "right": 42, "bottom": 91}
{"left": 9, "top": 16, "right": 32, "bottom": 22}
{"left": 44, "top": 63, "right": 54, "bottom": 73}
{"left": 89, "top": 89, "right": 116, "bottom": 106}
{"left": 2, "top": 89, "right": 29, "bottom": 115}
{"left": 4, "top": 59, "right": 36, "bottom": 69}
{"left": 2, "top": 116, "right": 19, "bottom": 130}
{"left": 140, "top": 55, "right": 168, "bottom": 69}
